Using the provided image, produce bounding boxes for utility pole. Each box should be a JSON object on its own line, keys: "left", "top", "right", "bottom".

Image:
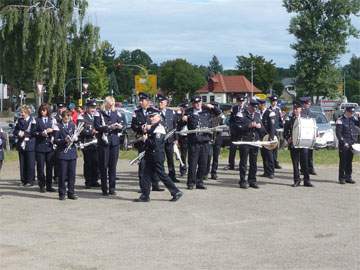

{"left": 251, "top": 62, "right": 254, "bottom": 99}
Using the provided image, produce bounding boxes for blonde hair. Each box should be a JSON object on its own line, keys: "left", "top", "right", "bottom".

{"left": 20, "top": 105, "right": 31, "bottom": 115}
{"left": 101, "top": 96, "right": 116, "bottom": 111}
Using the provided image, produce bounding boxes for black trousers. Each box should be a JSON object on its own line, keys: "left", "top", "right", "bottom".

{"left": 261, "top": 148, "right": 274, "bottom": 176}
{"left": 137, "top": 148, "right": 160, "bottom": 188}
{"left": 228, "top": 144, "right": 240, "bottom": 168}
{"left": 36, "top": 151, "right": 54, "bottom": 188}
{"left": 338, "top": 146, "right": 353, "bottom": 181}
{"left": 83, "top": 147, "right": 99, "bottom": 186}
{"left": 98, "top": 144, "right": 119, "bottom": 193}
{"left": 308, "top": 149, "right": 314, "bottom": 171}
{"left": 273, "top": 148, "right": 280, "bottom": 166}
{"left": 187, "top": 142, "right": 209, "bottom": 187}
{"left": 164, "top": 142, "right": 176, "bottom": 180}
{"left": 58, "top": 159, "right": 76, "bottom": 196}
{"left": 18, "top": 151, "right": 35, "bottom": 185}
{"left": 140, "top": 157, "right": 179, "bottom": 198}
{"left": 289, "top": 147, "right": 309, "bottom": 182}
{"left": 207, "top": 140, "right": 222, "bottom": 175}
{"left": 178, "top": 136, "right": 188, "bottom": 175}
{"left": 239, "top": 145, "right": 258, "bottom": 184}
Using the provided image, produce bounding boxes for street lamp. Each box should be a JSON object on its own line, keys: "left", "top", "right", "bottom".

{"left": 250, "top": 61, "right": 254, "bottom": 99}
{"left": 80, "top": 66, "right": 84, "bottom": 105}
{"left": 36, "top": 81, "right": 44, "bottom": 105}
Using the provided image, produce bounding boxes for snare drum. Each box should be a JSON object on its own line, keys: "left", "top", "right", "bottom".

{"left": 292, "top": 117, "right": 317, "bottom": 148}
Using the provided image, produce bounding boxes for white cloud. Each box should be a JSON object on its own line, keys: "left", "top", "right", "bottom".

{"left": 87, "top": 0, "right": 359, "bottom": 68}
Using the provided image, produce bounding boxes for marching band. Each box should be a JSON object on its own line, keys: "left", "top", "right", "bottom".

{"left": 8, "top": 93, "right": 360, "bottom": 201}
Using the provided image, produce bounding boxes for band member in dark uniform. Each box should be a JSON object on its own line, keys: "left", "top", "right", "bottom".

{"left": 135, "top": 108, "right": 183, "bottom": 202}
{"left": 176, "top": 102, "right": 189, "bottom": 176}
{"left": 34, "top": 103, "right": 57, "bottom": 193}
{"left": 206, "top": 102, "right": 224, "bottom": 180}
{"left": 78, "top": 99, "right": 100, "bottom": 189}
{"left": 52, "top": 103, "right": 67, "bottom": 184}
{"left": 182, "top": 96, "right": 221, "bottom": 190}
{"left": 284, "top": 101, "right": 313, "bottom": 187}
{"left": 13, "top": 105, "right": 36, "bottom": 187}
{"left": 157, "top": 94, "right": 179, "bottom": 183}
{"left": 54, "top": 110, "right": 79, "bottom": 200}
{"left": 335, "top": 106, "right": 360, "bottom": 184}
{"left": 0, "top": 128, "right": 7, "bottom": 172}
{"left": 268, "top": 95, "right": 283, "bottom": 169}
{"left": 131, "top": 93, "right": 163, "bottom": 191}
{"left": 260, "top": 97, "right": 278, "bottom": 179}
{"left": 234, "top": 99, "right": 265, "bottom": 189}
{"left": 94, "top": 96, "right": 125, "bottom": 196}
{"left": 300, "top": 97, "right": 316, "bottom": 175}
{"left": 228, "top": 95, "right": 246, "bottom": 170}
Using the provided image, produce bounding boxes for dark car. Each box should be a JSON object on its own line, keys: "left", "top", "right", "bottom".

{"left": 117, "top": 108, "right": 136, "bottom": 150}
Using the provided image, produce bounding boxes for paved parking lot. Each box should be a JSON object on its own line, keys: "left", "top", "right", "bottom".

{"left": 0, "top": 159, "right": 359, "bottom": 270}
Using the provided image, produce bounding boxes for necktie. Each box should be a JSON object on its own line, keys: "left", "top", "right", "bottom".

{"left": 44, "top": 118, "right": 47, "bottom": 124}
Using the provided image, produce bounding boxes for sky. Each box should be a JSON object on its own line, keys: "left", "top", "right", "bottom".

{"left": 86, "top": 0, "right": 360, "bottom": 69}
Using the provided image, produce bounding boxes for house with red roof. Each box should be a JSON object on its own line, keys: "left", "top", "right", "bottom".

{"left": 196, "top": 74, "right": 262, "bottom": 103}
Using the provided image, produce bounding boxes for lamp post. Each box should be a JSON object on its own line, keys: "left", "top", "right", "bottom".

{"left": 36, "top": 81, "right": 44, "bottom": 106}
{"left": 250, "top": 61, "right": 254, "bottom": 99}
{"left": 80, "top": 66, "right": 84, "bottom": 105}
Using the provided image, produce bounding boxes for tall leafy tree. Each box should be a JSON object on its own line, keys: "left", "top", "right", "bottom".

{"left": 0, "top": 0, "right": 99, "bottom": 103}
{"left": 236, "top": 53, "right": 278, "bottom": 93}
{"left": 158, "top": 59, "right": 206, "bottom": 103}
{"left": 208, "top": 55, "right": 223, "bottom": 76}
{"left": 283, "top": 0, "right": 360, "bottom": 101}
{"left": 344, "top": 55, "right": 360, "bottom": 103}
{"left": 86, "top": 58, "right": 109, "bottom": 98}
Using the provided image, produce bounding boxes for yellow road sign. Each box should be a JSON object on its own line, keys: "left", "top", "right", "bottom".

{"left": 255, "top": 93, "right": 268, "bottom": 100}
{"left": 135, "top": 75, "right": 157, "bottom": 95}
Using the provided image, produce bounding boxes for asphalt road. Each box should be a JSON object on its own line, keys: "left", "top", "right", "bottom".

{"left": 0, "top": 159, "right": 359, "bottom": 270}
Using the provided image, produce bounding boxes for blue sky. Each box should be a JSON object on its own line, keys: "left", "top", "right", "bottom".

{"left": 87, "top": 0, "right": 359, "bottom": 69}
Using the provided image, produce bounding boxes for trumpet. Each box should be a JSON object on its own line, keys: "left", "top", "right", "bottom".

{"left": 176, "top": 125, "right": 228, "bottom": 136}
{"left": 232, "top": 135, "right": 278, "bottom": 150}
{"left": 77, "top": 138, "right": 98, "bottom": 149}
{"left": 129, "top": 151, "right": 145, "bottom": 165}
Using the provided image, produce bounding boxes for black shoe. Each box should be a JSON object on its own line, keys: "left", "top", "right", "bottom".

{"left": 170, "top": 191, "right": 183, "bottom": 202}
{"left": 24, "top": 183, "right": 34, "bottom": 187}
{"left": 59, "top": 195, "right": 66, "bottom": 201}
{"left": 109, "top": 190, "right": 117, "bottom": 195}
{"left": 304, "top": 182, "right": 314, "bottom": 187}
{"left": 91, "top": 182, "right": 101, "bottom": 187}
{"left": 172, "top": 178, "right": 180, "bottom": 183}
{"left": 39, "top": 187, "right": 46, "bottom": 193}
{"left": 275, "top": 164, "right": 282, "bottom": 169}
{"left": 134, "top": 195, "right": 150, "bottom": 202}
{"left": 309, "top": 170, "right": 317, "bottom": 175}
{"left": 249, "top": 182, "right": 259, "bottom": 189}
{"left": 196, "top": 185, "right": 207, "bottom": 190}
{"left": 268, "top": 174, "right": 274, "bottom": 179}
{"left": 226, "top": 166, "right": 235, "bottom": 170}
{"left": 292, "top": 179, "right": 301, "bottom": 187}
{"left": 345, "top": 179, "right": 356, "bottom": 184}
{"left": 152, "top": 186, "right": 165, "bottom": 192}
{"left": 187, "top": 186, "right": 194, "bottom": 190}
{"left": 46, "top": 187, "right": 56, "bottom": 192}
{"left": 102, "top": 191, "right": 109, "bottom": 196}
{"left": 68, "top": 194, "right": 78, "bottom": 200}
{"left": 239, "top": 182, "right": 249, "bottom": 189}
{"left": 339, "top": 179, "right": 346, "bottom": 184}
{"left": 261, "top": 173, "right": 270, "bottom": 177}
{"left": 210, "top": 174, "right": 218, "bottom": 180}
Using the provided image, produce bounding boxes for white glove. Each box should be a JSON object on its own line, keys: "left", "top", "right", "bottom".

{"left": 18, "top": 131, "right": 25, "bottom": 137}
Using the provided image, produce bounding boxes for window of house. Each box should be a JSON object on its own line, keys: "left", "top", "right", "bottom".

{"left": 210, "top": 96, "right": 215, "bottom": 102}
{"left": 202, "top": 96, "right": 207, "bottom": 102}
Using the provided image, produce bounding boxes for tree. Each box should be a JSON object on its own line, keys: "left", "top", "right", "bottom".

{"left": 208, "top": 55, "right": 223, "bottom": 76}
{"left": 283, "top": 0, "right": 360, "bottom": 101}
{"left": 0, "top": 0, "right": 97, "bottom": 104}
{"left": 159, "top": 59, "right": 206, "bottom": 104}
{"left": 236, "top": 53, "right": 278, "bottom": 93}
{"left": 86, "top": 58, "right": 109, "bottom": 98}
{"left": 114, "top": 49, "right": 156, "bottom": 100}
{"left": 344, "top": 55, "right": 360, "bottom": 102}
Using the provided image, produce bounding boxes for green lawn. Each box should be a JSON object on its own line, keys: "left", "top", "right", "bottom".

{"left": 4, "top": 148, "right": 359, "bottom": 165}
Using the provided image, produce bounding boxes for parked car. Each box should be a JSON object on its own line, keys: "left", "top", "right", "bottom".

{"left": 311, "top": 111, "right": 336, "bottom": 148}
{"left": 117, "top": 108, "right": 136, "bottom": 150}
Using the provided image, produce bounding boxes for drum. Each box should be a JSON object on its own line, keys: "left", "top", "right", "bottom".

{"left": 292, "top": 117, "right": 317, "bottom": 148}
{"left": 352, "top": 144, "right": 360, "bottom": 155}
